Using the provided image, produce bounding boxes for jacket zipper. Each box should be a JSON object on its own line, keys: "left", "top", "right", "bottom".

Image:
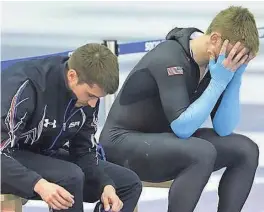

{"left": 47, "top": 99, "right": 81, "bottom": 150}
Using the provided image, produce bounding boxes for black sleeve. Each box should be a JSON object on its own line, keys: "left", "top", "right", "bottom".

{"left": 1, "top": 80, "right": 43, "bottom": 197}
{"left": 69, "top": 101, "right": 115, "bottom": 194}
{"left": 147, "top": 42, "right": 191, "bottom": 123}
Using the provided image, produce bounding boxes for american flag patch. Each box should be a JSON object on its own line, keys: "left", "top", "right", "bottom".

{"left": 167, "top": 66, "right": 183, "bottom": 76}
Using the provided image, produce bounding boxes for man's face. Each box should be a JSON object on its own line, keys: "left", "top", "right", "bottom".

{"left": 208, "top": 32, "right": 248, "bottom": 59}
{"left": 67, "top": 69, "right": 106, "bottom": 107}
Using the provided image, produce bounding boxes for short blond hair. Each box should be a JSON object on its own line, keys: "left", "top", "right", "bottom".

{"left": 206, "top": 6, "right": 259, "bottom": 54}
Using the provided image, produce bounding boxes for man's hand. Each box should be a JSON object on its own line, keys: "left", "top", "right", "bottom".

{"left": 235, "top": 52, "right": 256, "bottom": 76}
{"left": 220, "top": 40, "right": 249, "bottom": 72}
{"left": 101, "top": 185, "right": 123, "bottom": 212}
{"left": 34, "top": 179, "right": 75, "bottom": 210}
{"left": 208, "top": 40, "right": 249, "bottom": 88}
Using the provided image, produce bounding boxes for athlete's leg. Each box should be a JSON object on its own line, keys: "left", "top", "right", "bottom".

{"left": 194, "top": 128, "right": 259, "bottom": 212}
{"left": 1, "top": 150, "right": 85, "bottom": 212}
{"left": 101, "top": 131, "right": 217, "bottom": 212}
{"left": 83, "top": 160, "right": 142, "bottom": 212}
{"left": 53, "top": 148, "right": 142, "bottom": 212}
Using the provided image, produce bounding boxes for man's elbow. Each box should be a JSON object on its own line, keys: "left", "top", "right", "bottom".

{"left": 175, "top": 131, "right": 192, "bottom": 139}
{"left": 170, "top": 121, "right": 193, "bottom": 139}
{"left": 215, "top": 129, "right": 233, "bottom": 137}
{"left": 212, "top": 114, "right": 239, "bottom": 137}
{"left": 213, "top": 124, "right": 233, "bottom": 137}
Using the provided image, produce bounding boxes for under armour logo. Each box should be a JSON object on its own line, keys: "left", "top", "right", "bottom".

{"left": 44, "top": 119, "right": 56, "bottom": 128}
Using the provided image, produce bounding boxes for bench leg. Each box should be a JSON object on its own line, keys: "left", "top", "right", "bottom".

{"left": 1, "top": 198, "right": 22, "bottom": 212}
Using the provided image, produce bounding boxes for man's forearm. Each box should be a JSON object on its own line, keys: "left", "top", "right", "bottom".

{"left": 212, "top": 74, "right": 242, "bottom": 136}
{"left": 171, "top": 79, "right": 227, "bottom": 138}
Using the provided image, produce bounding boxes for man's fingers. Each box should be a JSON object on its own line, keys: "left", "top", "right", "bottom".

{"left": 111, "top": 199, "right": 121, "bottom": 212}
{"left": 119, "top": 200, "right": 124, "bottom": 210}
{"left": 208, "top": 50, "right": 215, "bottom": 60}
{"left": 232, "top": 47, "right": 248, "bottom": 65}
{"left": 57, "top": 188, "right": 74, "bottom": 205}
{"left": 219, "top": 40, "right": 229, "bottom": 56}
{"left": 52, "top": 198, "right": 69, "bottom": 210}
{"left": 49, "top": 202, "right": 60, "bottom": 210}
{"left": 54, "top": 192, "right": 72, "bottom": 208}
{"left": 111, "top": 198, "right": 122, "bottom": 212}
{"left": 102, "top": 196, "right": 111, "bottom": 211}
{"left": 241, "top": 53, "right": 249, "bottom": 64}
{"left": 208, "top": 50, "right": 216, "bottom": 68}
{"left": 226, "top": 41, "right": 241, "bottom": 61}
{"left": 56, "top": 193, "right": 73, "bottom": 208}
{"left": 58, "top": 186, "right": 74, "bottom": 198}
{"left": 232, "top": 54, "right": 249, "bottom": 71}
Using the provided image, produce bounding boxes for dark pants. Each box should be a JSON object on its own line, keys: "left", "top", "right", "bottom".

{"left": 1, "top": 149, "right": 142, "bottom": 212}
{"left": 100, "top": 128, "right": 259, "bottom": 212}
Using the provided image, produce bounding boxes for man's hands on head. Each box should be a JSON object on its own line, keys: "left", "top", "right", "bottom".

{"left": 235, "top": 52, "right": 256, "bottom": 76}
{"left": 220, "top": 40, "right": 249, "bottom": 72}
{"left": 101, "top": 185, "right": 123, "bottom": 212}
{"left": 34, "top": 178, "right": 74, "bottom": 210}
{"left": 207, "top": 40, "right": 252, "bottom": 88}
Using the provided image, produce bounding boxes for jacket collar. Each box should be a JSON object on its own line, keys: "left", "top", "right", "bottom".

{"left": 59, "top": 58, "right": 78, "bottom": 100}
{"left": 166, "top": 27, "right": 204, "bottom": 58}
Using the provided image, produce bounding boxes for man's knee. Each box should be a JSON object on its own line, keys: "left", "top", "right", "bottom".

{"left": 119, "top": 168, "right": 142, "bottom": 197}
{"left": 233, "top": 134, "right": 259, "bottom": 167}
{"left": 131, "top": 171, "right": 143, "bottom": 196}
{"left": 189, "top": 138, "right": 217, "bottom": 167}
{"left": 123, "top": 169, "right": 142, "bottom": 204}
{"left": 63, "top": 163, "right": 85, "bottom": 188}
{"left": 124, "top": 168, "right": 142, "bottom": 192}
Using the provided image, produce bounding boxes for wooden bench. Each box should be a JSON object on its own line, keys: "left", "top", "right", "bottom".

{"left": 134, "top": 180, "right": 173, "bottom": 212}
{"left": 1, "top": 194, "right": 23, "bottom": 212}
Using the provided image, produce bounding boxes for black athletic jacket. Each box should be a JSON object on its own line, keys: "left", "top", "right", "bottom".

{"left": 1, "top": 56, "right": 114, "bottom": 197}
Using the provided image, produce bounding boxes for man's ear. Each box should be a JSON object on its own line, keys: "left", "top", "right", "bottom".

{"left": 67, "top": 69, "right": 78, "bottom": 84}
{"left": 209, "top": 32, "right": 223, "bottom": 57}
{"left": 210, "top": 32, "right": 222, "bottom": 46}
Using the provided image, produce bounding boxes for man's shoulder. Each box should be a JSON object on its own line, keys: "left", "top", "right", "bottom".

{"left": 142, "top": 42, "right": 189, "bottom": 75}
{"left": 2, "top": 55, "right": 67, "bottom": 73}
{"left": 148, "top": 40, "right": 188, "bottom": 65}
{"left": 129, "top": 40, "right": 185, "bottom": 73}
{"left": 3, "top": 55, "right": 67, "bottom": 86}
